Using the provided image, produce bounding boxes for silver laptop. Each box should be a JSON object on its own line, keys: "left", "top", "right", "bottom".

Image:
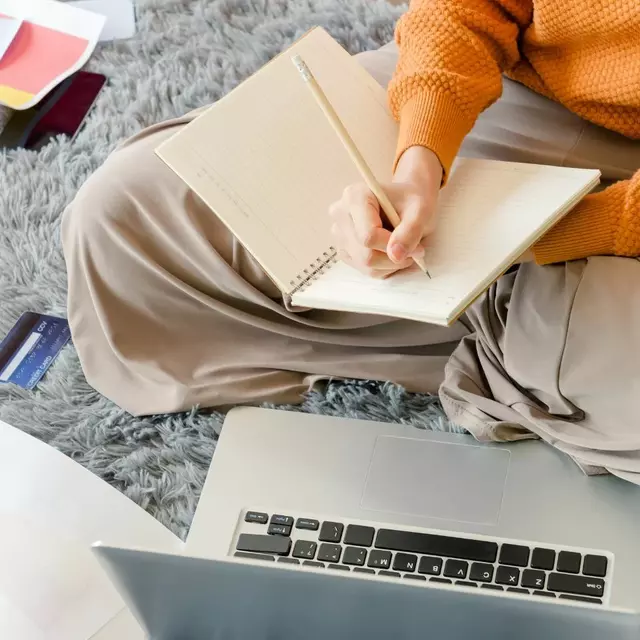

{"left": 94, "top": 406, "right": 640, "bottom": 638}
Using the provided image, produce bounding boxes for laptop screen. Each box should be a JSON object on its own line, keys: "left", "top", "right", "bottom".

{"left": 95, "top": 545, "right": 640, "bottom": 640}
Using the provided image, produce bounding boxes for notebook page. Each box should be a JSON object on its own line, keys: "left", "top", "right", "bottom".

{"left": 156, "top": 28, "right": 397, "bottom": 294}
{"left": 293, "top": 159, "right": 600, "bottom": 325}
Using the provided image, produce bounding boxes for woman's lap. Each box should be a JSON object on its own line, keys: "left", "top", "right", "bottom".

{"left": 61, "top": 77, "right": 463, "bottom": 416}
{"left": 62, "top": 44, "right": 638, "bottom": 416}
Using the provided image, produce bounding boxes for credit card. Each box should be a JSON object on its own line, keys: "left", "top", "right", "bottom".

{"left": 0, "top": 313, "right": 71, "bottom": 389}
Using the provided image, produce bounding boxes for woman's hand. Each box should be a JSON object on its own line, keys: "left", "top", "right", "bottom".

{"left": 329, "top": 146, "right": 443, "bottom": 278}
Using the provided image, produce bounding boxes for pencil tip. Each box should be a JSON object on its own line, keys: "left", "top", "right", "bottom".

{"left": 414, "top": 256, "right": 431, "bottom": 278}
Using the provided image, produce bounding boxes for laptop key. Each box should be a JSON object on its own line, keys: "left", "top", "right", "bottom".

{"left": 481, "top": 584, "right": 504, "bottom": 591}
{"left": 418, "top": 556, "right": 443, "bottom": 576}
{"left": 296, "top": 518, "right": 319, "bottom": 531}
{"left": 368, "top": 550, "right": 392, "bottom": 569}
{"left": 292, "top": 540, "right": 317, "bottom": 560}
{"left": 456, "top": 581, "right": 477, "bottom": 588}
{"left": 353, "top": 567, "right": 375, "bottom": 575}
{"left": 236, "top": 534, "right": 291, "bottom": 556}
{"left": 344, "top": 525, "right": 375, "bottom": 547}
{"left": 328, "top": 564, "right": 350, "bottom": 572}
{"left": 303, "top": 561, "right": 324, "bottom": 568}
{"left": 244, "top": 511, "right": 268, "bottom": 524}
{"left": 319, "top": 521, "right": 344, "bottom": 543}
{"left": 534, "top": 591, "right": 556, "bottom": 598}
{"left": 557, "top": 551, "right": 582, "bottom": 574}
{"left": 507, "top": 588, "right": 529, "bottom": 594}
{"left": 404, "top": 574, "right": 426, "bottom": 581}
{"left": 393, "top": 553, "right": 418, "bottom": 573}
{"left": 270, "top": 514, "right": 294, "bottom": 527}
{"left": 444, "top": 559, "right": 468, "bottom": 579}
{"left": 318, "top": 543, "right": 342, "bottom": 563}
{"left": 499, "top": 544, "right": 530, "bottom": 567}
{"left": 234, "top": 551, "right": 275, "bottom": 562}
{"left": 496, "top": 566, "right": 520, "bottom": 586}
{"left": 547, "top": 573, "right": 604, "bottom": 597}
{"left": 343, "top": 547, "right": 367, "bottom": 566}
{"left": 379, "top": 570, "right": 401, "bottom": 578}
{"left": 559, "top": 594, "right": 602, "bottom": 605}
{"left": 375, "top": 529, "right": 497, "bottom": 563}
{"left": 531, "top": 548, "right": 556, "bottom": 570}
{"left": 583, "top": 555, "right": 608, "bottom": 578}
{"left": 470, "top": 563, "right": 494, "bottom": 583}
{"left": 268, "top": 523, "right": 291, "bottom": 536}
{"left": 430, "top": 578, "right": 452, "bottom": 584}
{"left": 522, "top": 569, "right": 546, "bottom": 589}
{"left": 278, "top": 557, "right": 300, "bottom": 565}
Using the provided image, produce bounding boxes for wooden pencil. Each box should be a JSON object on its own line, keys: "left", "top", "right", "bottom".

{"left": 291, "top": 54, "right": 431, "bottom": 278}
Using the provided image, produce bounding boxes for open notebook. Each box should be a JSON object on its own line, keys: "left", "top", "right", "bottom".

{"left": 156, "top": 27, "right": 600, "bottom": 326}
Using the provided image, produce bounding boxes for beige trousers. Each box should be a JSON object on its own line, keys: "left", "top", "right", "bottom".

{"left": 62, "top": 43, "right": 639, "bottom": 432}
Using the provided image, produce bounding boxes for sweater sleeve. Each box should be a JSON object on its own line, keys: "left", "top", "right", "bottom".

{"left": 533, "top": 170, "right": 640, "bottom": 264}
{"left": 388, "top": 0, "right": 533, "bottom": 178}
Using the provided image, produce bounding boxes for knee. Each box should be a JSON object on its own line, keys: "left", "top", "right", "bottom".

{"left": 61, "top": 140, "right": 160, "bottom": 249}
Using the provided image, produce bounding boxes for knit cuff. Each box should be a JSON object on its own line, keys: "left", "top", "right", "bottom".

{"left": 533, "top": 192, "right": 620, "bottom": 265}
{"left": 394, "top": 92, "right": 473, "bottom": 184}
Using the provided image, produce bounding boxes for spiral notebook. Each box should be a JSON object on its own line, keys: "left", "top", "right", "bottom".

{"left": 156, "top": 27, "right": 600, "bottom": 326}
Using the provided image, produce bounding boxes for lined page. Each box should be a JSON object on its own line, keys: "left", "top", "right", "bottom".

{"left": 293, "top": 159, "right": 600, "bottom": 325}
{"left": 156, "top": 28, "right": 397, "bottom": 294}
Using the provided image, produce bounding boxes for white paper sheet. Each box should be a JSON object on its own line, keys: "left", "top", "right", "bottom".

{"left": 0, "top": 15, "right": 21, "bottom": 61}
{"left": 0, "top": 0, "right": 105, "bottom": 110}
{"left": 0, "top": 0, "right": 105, "bottom": 38}
{"left": 68, "top": 0, "right": 135, "bottom": 42}
{"left": 0, "top": 420, "right": 182, "bottom": 640}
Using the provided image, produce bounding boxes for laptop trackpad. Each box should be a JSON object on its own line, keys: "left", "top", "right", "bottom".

{"left": 361, "top": 436, "right": 510, "bottom": 525}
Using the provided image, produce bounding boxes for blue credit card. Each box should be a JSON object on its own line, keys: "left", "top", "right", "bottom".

{"left": 0, "top": 312, "right": 71, "bottom": 389}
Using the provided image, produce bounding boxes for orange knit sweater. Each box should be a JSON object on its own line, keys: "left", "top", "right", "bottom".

{"left": 388, "top": 0, "right": 640, "bottom": 264}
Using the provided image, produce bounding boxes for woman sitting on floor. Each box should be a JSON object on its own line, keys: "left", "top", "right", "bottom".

{"left": 62, "top": 0, "right": 639, "bottom": 474}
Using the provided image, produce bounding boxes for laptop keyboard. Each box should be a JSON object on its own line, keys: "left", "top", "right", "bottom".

{"left": 233, "top": 510, "right": 612, "bottom": 606}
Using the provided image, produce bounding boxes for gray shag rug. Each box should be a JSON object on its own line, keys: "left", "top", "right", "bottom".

{"left": 0, "top": 0, "right": 459, "bottom": 540}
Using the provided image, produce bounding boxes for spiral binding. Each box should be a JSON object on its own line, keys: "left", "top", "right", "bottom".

{"left": 289, "top": 246, "right": 338, "bottom": 294}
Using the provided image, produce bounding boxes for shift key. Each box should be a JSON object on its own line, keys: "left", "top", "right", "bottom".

{"left": 237, "top": 534, "right": 291, "bottom": 556}
{"left": 547, "top": 573, "right": 605, "bottom": 597}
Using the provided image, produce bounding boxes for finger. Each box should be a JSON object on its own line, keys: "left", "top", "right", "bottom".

{"left": 388, "top": 199, "right": 433, "bottom": 263}
{"left": 342, "top": 216, "right": 404, "bottom": 271}
{"left": 338, "top": 248, "right": 393, "bottom": 278}
{"left": 329, "top": 197, "right": 363, "bottom": 252}
{"left": 356, "top": 249, "right": 414, "bottom": 271}
{"left": 345, "top": 259, "right": 407, "bottom": 279}
{"left": 330, "top": 223, "right": 347, "bottom": 260}
{"left": 334, "top": 199, "right": 415, "bottom": 273}
{"left": 356, "top": 226, "right": 425, "bottom": 257}
{"left": 348, "top": 189, "right": 384, "bottom": 245}
{"left": 362, "top": 227, "right": 392, "bottom": 252}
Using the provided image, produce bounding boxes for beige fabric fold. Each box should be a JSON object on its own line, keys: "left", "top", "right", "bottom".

{"left": 441, "top": 257, "right": 640, "bottom": 483}
{"left": 62, "top": 41, "right": 640, "bottom": 484}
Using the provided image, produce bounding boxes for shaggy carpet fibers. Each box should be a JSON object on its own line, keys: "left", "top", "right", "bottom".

{"left": 0, "top": 0, "right": 459, "bottom": 539}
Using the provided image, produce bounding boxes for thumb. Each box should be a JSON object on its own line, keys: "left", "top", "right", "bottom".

{"left": 387, "top": 202, "right": 430, "bottom": 263}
